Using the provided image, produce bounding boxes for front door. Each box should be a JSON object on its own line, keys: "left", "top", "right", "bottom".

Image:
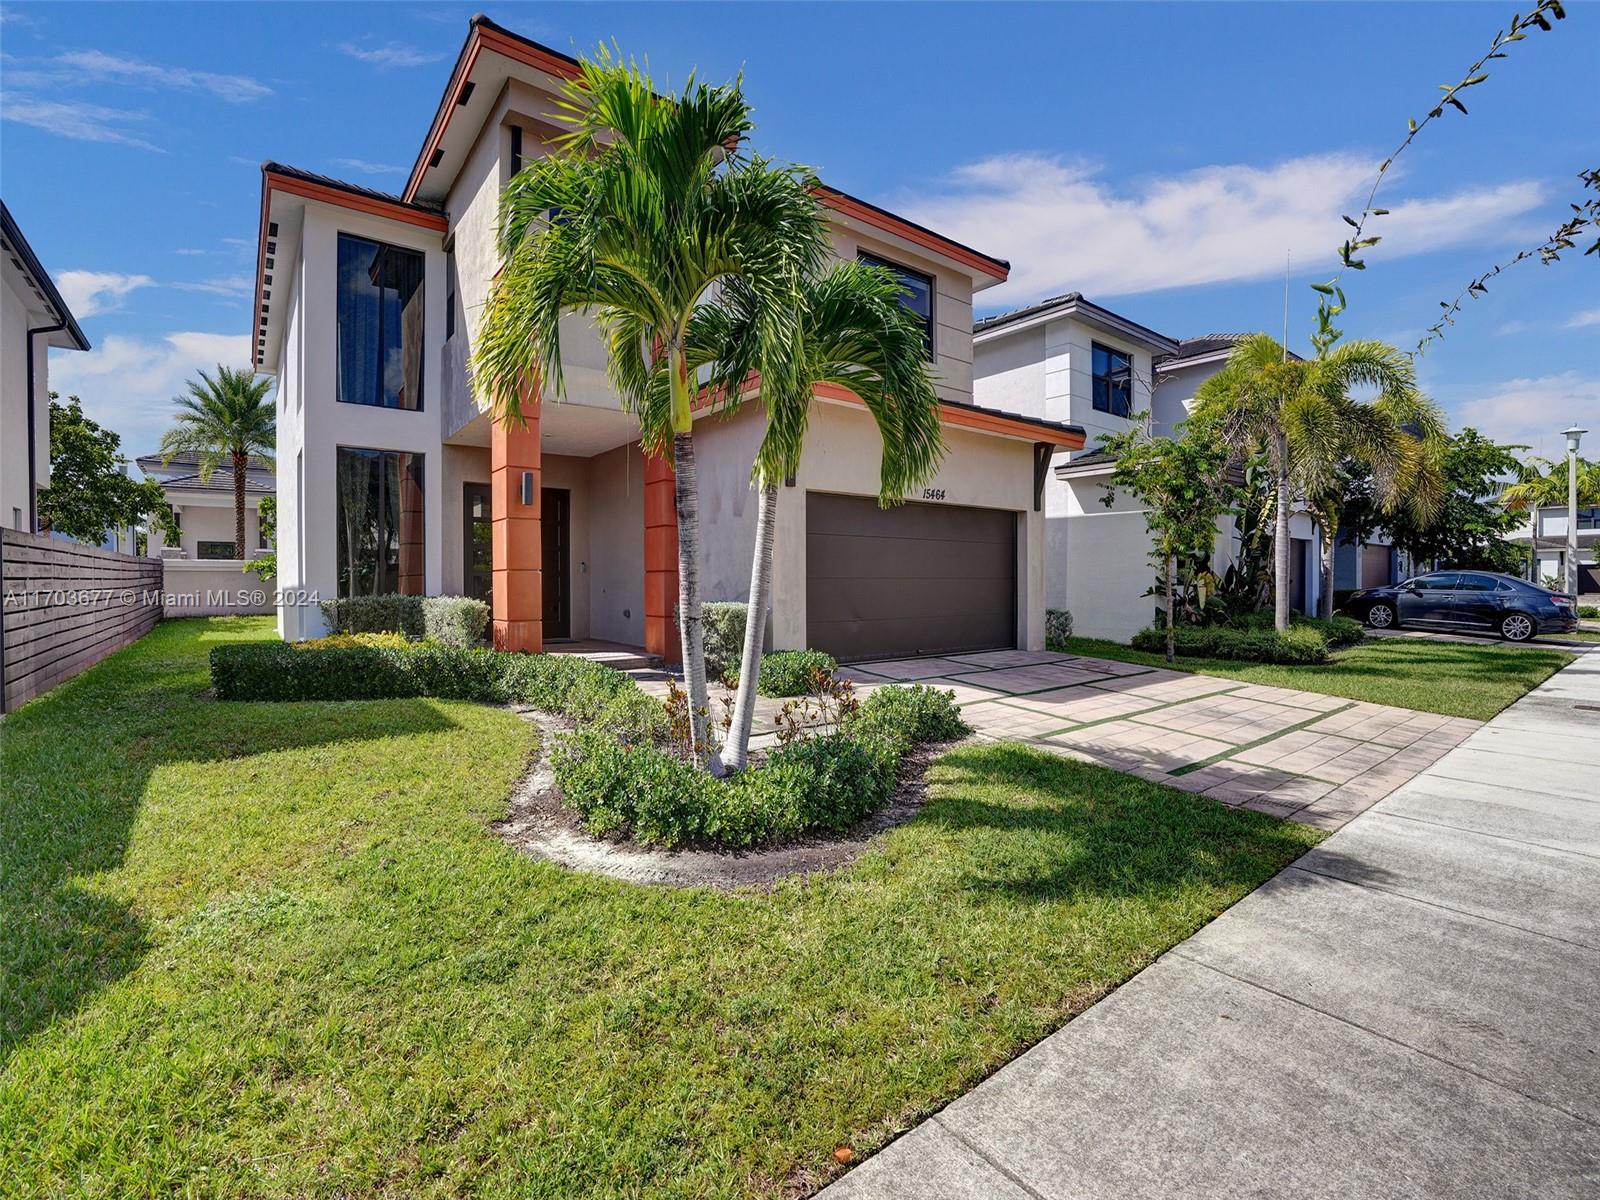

{"left": 463, "top": 483, "right": 492, "bottom": 604}
{"left": 541, "top": 487, "right": 570, "bottom": 639}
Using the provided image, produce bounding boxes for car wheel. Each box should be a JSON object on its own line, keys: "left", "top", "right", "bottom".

{"left": 1367, "top": 602, "right": 1396, "bottom": 629}
{"left": 1499, "top": 612, "right": 1535, "bottom": 642}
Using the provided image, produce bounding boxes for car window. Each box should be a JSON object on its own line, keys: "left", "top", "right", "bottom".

{"left": 1457, "top": 574, "right": 1498, "bottom": 591}
{"left": 1495, "top": 579, "right": 1520, "bottom": 592}
{"left": 1412, "top": 574, "right": 1459, "bottom": 591}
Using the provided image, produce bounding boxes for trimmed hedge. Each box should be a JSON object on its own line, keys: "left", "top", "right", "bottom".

{"left": 757, "top": 649, "right": 838, "bottom": 697}
{"left": 1579, "top": 604, "right": 1599, "bottom": 619}
{"left": 423, "top": 596, "right": 490, "bottom": 648}
{"left": 319, "top": 595, "right": 427, "bottom": 638}
{"left": 550, "top": 683, "right": 961, "bottom": 848}
{"left": 1131, "top": 624, "right": 1329, "bottom": 665}
{"left": 702, "top": 601, "right": 748, "bottom": 680}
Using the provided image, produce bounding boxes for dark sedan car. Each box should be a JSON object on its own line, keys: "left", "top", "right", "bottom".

{"left": 1344, "top": 571, "right": 1579, "bottom": 642}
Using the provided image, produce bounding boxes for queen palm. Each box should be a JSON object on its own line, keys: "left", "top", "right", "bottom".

{"left": 684, "top": 261, "right": 944, "bottom": 771}
{"left": 1498, "top": 454, "right": 1599, "bottom": 513}
{"left": 472, "top": 50, "right": 826, "bottom": 764}
{"left": 1193, "top": 335, "right": 1443, "bottom": 629}
{"left": 158, "top": 365, "right": 275, "bottom": 558}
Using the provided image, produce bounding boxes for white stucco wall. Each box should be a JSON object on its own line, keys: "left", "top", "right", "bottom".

{"left": 163, "top": 492, "right": 265, "bottom": 558}
{"left": 586, "top": 442, "right": 645, "bottom": 645}
{"left": 1, "top": 268, "right": 53, "bottom": 531}
{"left": 272, "top": 202, "right": 446, "bottom": 639}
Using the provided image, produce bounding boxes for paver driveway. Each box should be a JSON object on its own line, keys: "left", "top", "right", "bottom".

{"left": 843, "top": 650, "right": 1480, "bottom": 832}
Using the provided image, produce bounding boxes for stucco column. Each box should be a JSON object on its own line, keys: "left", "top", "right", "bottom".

{"left": 397, "top": 454, "right": 425, "bottom": 595}
{"left": 491, "top": 384, "right": 541, "bottom": 653}
{"left": 643, "top": 448, "right": 680, "bottom": 664}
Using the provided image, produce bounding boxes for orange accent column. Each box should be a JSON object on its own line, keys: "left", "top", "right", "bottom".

{"left": 396, "top": 453, "right": 426, "bottom": 595}
{"left": 643, "top": 448, "right": 680, "bottom": 665}
{"left": 491, "top": 384, "right": 542, "bottom": 653}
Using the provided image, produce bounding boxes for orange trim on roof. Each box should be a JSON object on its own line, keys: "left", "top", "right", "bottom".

{"left": 400, "top": 21, "right": 1008, "bottom": 281}
{"left": 811, "top": 382, "right": 1083, "bottom": 448}
{"left": 253, "top": 170, "right": 448, "bottom": 368}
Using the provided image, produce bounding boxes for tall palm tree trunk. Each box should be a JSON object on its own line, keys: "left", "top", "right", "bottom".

{"left": 672, "top": 431, "right": 711, "bottom": 764}
{"left": 724, "top": 478, "right": 778, "bottom": 771}
{"left": 1274, "top": 436, "right": 1291, "bottom": 632}
{"left": 232, "top": 449, "right": 248, "bottom": 559}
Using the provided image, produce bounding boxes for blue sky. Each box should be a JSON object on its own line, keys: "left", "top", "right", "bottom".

{"left": 3, "top": 1, "right": 1596, "bottom": 463}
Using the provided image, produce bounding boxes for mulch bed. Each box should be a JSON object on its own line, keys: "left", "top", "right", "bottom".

{"left": 491, "top": 707, "right": 955, "bottom": 889}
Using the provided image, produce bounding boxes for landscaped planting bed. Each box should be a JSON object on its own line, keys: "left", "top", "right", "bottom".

{"left": 210, "top": 638, "right": 963, "bottom": 849}
{"left": 3, "top": 617, "right": 1320, "bottom": 1198}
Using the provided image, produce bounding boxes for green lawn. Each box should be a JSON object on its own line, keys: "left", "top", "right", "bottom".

{"left": 1, "top": 618, "right": 1319, "bottom": 1199}
{"left": 1057, "top": 633, "right": 1572, "bottom": 721}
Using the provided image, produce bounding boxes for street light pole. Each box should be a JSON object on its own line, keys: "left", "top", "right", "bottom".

{"left": 1563, "top": 425, "right": 1587, "bottom": 595}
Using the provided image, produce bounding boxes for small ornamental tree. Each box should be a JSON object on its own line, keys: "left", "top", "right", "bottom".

{"left": 1101, "top": 418, "right": 1234, "bottom": 662}
{"left": 1346, "top": 427, "right": 1530, "bottom": 575}
{"left": 36, "top": 394, "right": 176, "bottom": 546}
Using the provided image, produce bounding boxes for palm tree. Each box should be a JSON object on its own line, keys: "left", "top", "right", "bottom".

{"left": 1501, "top": 455, "right": 1600, "bottom": 585}
{"left": 1193, "top": 335, "right": 1443, "bottom": 629}
{"left": 687, "top": 262, "right": 944, "bottom": 771}
{"left": 472, "top": 49, "right": 826, "bottom": 765}
{"left": 158, "top": 365, "right": 275, "bottom": 558}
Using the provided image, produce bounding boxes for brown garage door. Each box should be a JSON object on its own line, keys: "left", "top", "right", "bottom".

{"left": 806, "top": 492, "right": 1016, "bottom": 661}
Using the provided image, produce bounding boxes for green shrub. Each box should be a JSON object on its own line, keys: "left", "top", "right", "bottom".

{"left": 423, "top": 596, "right": 490, "bottom": 648}
{"left": 319, "top": 594, "right": 427, "bottom": 639}
{"left": 758, "top": 649, "right": 838, "bottom": 697}
{"left": 211, "top": 642, "right": 423, "bottom": 702}
{"left": 854, "top": 684, "right": 968, "bottom": 750}
{"left": 1046, "top": 609, "right": 1073, "bottom": 646}
{"left": 593, "top": 688, "right": 670, "bottom": 747}
{"left": 295, "top": 632, "right": 413, "bottom": 650}
{"left": 764, "top": 733, "right": 894, "bottom": 830}
{"left": 702, "top": 601, "right": 748, "bottom": 680}
{"left": 1308, "top": 614, "right": 1363, "bottom": 649}
{"left": 551, "top": 731, "right": 714, "bottom": 846}
{"left": 1131, "top": 623, "right": 1329, "bottom": 665}
{"left": 1579, "top": 604, "right": 1599, "bottom": 619}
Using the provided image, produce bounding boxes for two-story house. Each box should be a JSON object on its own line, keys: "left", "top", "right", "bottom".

{"left": 1506, "top": 504, "right": 1599, "bottom": 596}
{"left": 136, "top": 451, "right": 275, "bottom": 561}
{"left": 975, "top": 308, "right": 1401, "bottom": 641}
{"left": 254, "top": 14, "right": 1085, "bottom": 661}
{"left": 2, "top": 200, "right": 90, "bottom": 534}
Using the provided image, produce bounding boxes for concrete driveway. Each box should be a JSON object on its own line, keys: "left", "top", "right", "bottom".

{"left": 843, "top": 651, "right": 1480, "bottom": 832}
{"left": 820, "top": 653, "right": 1600, "bottom": 1199}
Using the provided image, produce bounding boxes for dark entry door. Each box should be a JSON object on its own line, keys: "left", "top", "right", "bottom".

{"left": 542, "top": 487, "right": 571, "bottom": 639}
{"left": 463, "top": 483, "right": 492, "bottom": 604}
{"left": 805, "top": 492, "right": 1016, "bottom": 661}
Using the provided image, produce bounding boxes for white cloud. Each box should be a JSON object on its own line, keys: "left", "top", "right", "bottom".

{"left": 172, "top": 274, "right": 253, "bottom": 298}
{"left": 48, "top": 331, "right": 254, "bottom": 455}
{"left": 336, "top": 41, "right": 445, "bottom": 68}
{"left": 331, "top": 157, "right": 405, "bottom": 176}
{"left": 1448, "top": 372, "right": 1600, "bottom": 453}
{"left": 174, "top": 248, "right": 206, "bottom": 256}
{"left": 1565, "top": 309, "right": 1600, "bottom": 330}
{"left": 53, "top": 49, "right": 271, "bottom": 102}
{"left": 902, "top": 152, "right": 1545, "bottom": 305}
{"left": 0, "top": 93, "right": 162, "bottom": 150}
{"left": 54, "top": 270, "right": 156, "bottom": 318}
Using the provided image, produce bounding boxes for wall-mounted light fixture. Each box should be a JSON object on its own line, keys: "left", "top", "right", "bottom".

{"left": 521, "top": 471, "right": 535, "bottom": 506}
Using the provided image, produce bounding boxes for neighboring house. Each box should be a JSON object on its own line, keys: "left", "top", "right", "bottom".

{"left": 1, "top": 200, "right": 90, "bottom": 533}
{"left": 975, "top": 315, "right": 1401, "bottom": 642}
{"left": 251, "top": 14, "right": 1085, "bottom": 660}
{"left": 136, "top": 451, "right": 275, "bottom": 560}
{"left": 1505, "top": 504, "right": 1600, "bottom": 596}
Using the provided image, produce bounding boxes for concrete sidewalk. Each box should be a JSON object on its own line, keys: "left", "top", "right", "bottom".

{"left": 821, "top": 655, "right": 1600, "bottom": 1199}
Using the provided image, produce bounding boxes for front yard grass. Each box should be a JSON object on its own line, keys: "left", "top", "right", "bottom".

{"left": 1057, "top": 633, "right": 1572, "bottom": 721}
{"left": 2, "top": 617, "right": 1319, "bottom": 1199}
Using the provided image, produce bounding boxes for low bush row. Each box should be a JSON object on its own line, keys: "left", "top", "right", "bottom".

{"left": 1131, "top": 623, "right": 1330, "bottom": 665}
{"left": 757, "top": 649, "right": 839, "bottom": 697}
{"left": 318, "top": 594, "right": 491, "bottom": 648}
{"left": 550, "top": 683, "right": 967, "bottom": 848}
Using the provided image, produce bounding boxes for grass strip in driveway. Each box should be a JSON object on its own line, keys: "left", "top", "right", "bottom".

{"left": 1054, "top": 635, "right": 1571, "bottom": 721}
{"left": 1, "top": 618, "right": 1321, "bottom": 1199}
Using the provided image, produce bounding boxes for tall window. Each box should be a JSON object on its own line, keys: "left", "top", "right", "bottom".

{"left": 445, "top": 251, "right": 457, "bottom": 341}
{"left": 336, "top": 448, "right": 426, "bottom": 598}
{"left": 1092, "top": 342, "right": 1133, "bottom": 418}
{"left": 858, "top": 251, "right": 934, "bottom": 359}
{"left": 337, "top": 234, "right": 426, "bottom": 411}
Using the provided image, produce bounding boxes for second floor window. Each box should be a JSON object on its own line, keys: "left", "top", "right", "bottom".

{"left": 1092, "top": 342, "right": 1133, "bottom": 418}
{"left": 337, "top": 233, "right": 425, "bottom": 411}
{"left": 859, "top": 251, "right": 934, "bottom": 360}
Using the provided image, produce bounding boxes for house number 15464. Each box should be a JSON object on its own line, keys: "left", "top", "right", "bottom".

{"left": 922, "top": 488, "right": 946, "bottom": 500}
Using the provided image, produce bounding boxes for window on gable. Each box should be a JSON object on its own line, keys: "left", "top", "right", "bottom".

{"left": 336, "top": 234, "right": 425, "bottom": 411}
{"left": 1092, "top": 342, "right": 1134, "bottom": 418}
{"left": 858, "top": 251, "right": 935, "bottom": 361}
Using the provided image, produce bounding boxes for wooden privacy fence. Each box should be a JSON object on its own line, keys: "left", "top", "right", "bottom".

{"left": 0, "top": 529, "right": 163, "bottom": 713}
